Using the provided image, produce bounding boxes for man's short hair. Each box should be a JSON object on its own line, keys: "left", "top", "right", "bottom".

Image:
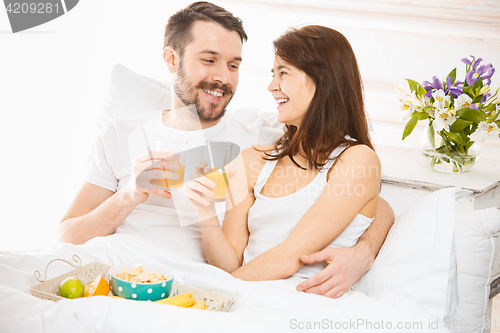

{"left": 164, "top": 1, "right": 248, "bottom": 56}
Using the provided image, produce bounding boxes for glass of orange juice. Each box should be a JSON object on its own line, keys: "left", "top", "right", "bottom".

{"left": 204, "top": 141, "right": 233, "bottom": 202}
{"left": 155, "top": 140, "right": 187, "bottom": 190}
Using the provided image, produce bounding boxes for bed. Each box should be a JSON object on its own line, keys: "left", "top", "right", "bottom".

{"left": 1, "top": 64, "right": 499, "bottom": 333}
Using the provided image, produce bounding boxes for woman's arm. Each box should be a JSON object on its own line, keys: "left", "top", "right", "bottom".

{"left": 231, "top": 145, "right": 381, "bottom": 281}
{"left": 185, "top": 147, "right": 265, "bottom": 272}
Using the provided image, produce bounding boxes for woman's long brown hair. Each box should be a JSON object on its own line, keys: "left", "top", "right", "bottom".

{"left": 264, "top": 25, "right": 373, "bottom": 170}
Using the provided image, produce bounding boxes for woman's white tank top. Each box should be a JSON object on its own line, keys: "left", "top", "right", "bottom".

{"left": 243, "top": 145, "right": 374, "bottom": 280}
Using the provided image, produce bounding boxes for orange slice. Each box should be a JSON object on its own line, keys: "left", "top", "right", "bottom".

{"left": 84, "top": 275, "right": 110, "bottom": 297}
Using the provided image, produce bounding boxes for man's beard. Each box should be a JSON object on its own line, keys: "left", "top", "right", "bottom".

{"left": 173, "top": 61, "right": 234, "bottom": 123}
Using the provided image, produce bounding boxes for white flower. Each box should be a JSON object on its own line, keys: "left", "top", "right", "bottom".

{"left": 434, "top": 108, "right": 457, "bottom": 132}
{"left": 399, "top": 97, "right": 414, "bottom": 120}
{"left": 418, "top": 96, "right": 435, "bottom": 118}
{"left": 476, "top": 121, "right": 500, "bottom": 141}
{"left": 489, "top": 123, "right": 499, "bottom": 137}
{"left": 422, "top": 96, "right": 432, "bottom": 107}
{"left": 396, "top": 81, "right": 411, "bottom": 99}
{"left": 455, "top": 94, "right": 473, "bottom": 110}
{"left": 410, "top": 92, "right": 423, "bottom": 108}
{"left": 432, "top": 89, "right": 451, "bottom": 109}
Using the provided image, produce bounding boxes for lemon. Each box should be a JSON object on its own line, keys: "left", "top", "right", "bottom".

{"left": 59, "top": 277, "right": 85, "bottom": 299}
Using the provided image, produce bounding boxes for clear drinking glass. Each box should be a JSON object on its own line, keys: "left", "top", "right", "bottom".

{"left": 204, "top": 141, "right": 233, "bottom": 202}
{"left": 155, "top": 140, "right": 188, "bottom": 190}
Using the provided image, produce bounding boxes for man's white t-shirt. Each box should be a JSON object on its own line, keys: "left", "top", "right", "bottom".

{"left": 85, "top": 110, "right": 282, "bottom": 262}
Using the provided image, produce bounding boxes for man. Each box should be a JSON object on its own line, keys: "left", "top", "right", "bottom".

{"left": 56, "top": 1, "right": 394, "bottom": 299}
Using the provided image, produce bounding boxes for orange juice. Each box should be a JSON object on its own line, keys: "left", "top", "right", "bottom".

{"left": 204, "top": 169, "right": 229, "bottom": 201}
{"left": 155, "top": 161, "right": 185, "bottom": 189}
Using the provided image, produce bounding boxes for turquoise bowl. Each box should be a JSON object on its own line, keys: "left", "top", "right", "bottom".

{"left": 109, "top": 263, "right": 174, "bottom": 301}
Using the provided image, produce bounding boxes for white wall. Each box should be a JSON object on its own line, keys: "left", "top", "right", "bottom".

{"left": 1, "top": 0, "right": 499, "bottom": 250}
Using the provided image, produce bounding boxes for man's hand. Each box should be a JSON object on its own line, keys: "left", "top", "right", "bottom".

{"left": 125, "top": 151, "right": 179, "bottom": 205}
{"left": 296, "top": 244, "right": 374, "bottom": 298}
{"left": 297, "top": 197, "right": 395, "bottom": 298}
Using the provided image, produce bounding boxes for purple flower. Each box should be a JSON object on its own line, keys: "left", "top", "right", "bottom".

{"left": 445, "top": 76, "right": 464, "bottom": 98}
{"left": 478, "top": 64, "right": 495, "bottom": 85}
{"left": 448, "top": 84, "right": 464, "bottom": 98}
{"left": 461, "top": 56, "right": 482, "bottom": 70}
{"left": 472, "top": 58, "right": 483, "bottom": 71}
{"left": 423, "top": 76, "right": 444, "bottom": 97}
{"left": 481, "top": 93, "right": 491, "bottom": 104}
{"left": 423, "top": 75, "right": 463, "bottom": 98}
{"left": 463, "top": 56, "right": 495, "bottom": 86}
{"left": 466, "top": 70, "right": 480, "bottom": 86}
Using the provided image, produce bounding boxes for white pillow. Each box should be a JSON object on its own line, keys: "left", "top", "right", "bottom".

{"left": 454, "top": 207, "right": 500, "bottom": 333}
{"left": 355, "top": 187, "right": 459, "bottom": 328}
{"left": 99, "top": 64, "right": 172, "bottom": 131}
{"left": 101, "top": 64, "right": 285, "bottom": 132}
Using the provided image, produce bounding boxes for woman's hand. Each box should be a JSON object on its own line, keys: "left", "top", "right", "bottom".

{"left": 185, "top": 160, "right": 217, "bottom": 210}
{"left": 185, "top": 160, "right": 237, "bottom": 214}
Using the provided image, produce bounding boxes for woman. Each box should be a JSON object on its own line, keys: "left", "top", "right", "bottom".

{"left": 185, "top": 25, "right": 380, "bottom": 283}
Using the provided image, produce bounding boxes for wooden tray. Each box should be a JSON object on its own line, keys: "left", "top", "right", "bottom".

{"left": 29, "top": 257, "right": 234, "bottom": 312}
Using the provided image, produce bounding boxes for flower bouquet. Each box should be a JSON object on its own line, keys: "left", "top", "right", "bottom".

{"left": 398, "top": 55, "right": 500, "bottom": 173}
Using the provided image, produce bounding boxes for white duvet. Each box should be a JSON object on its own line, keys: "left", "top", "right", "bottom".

{"left": 0, "top": 233, "right": 450, "bottom": 333}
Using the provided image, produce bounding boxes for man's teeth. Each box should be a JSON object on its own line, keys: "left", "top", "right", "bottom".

{"left": 203, "top": 88, "right": 223, "bottom": 97}
{"left": 276, "top": 98, "right": 289, "bottom": 104}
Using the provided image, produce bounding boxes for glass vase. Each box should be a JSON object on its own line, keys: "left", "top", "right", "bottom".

{"left": 419, "top": 124, "right": 481, "bottom": 173}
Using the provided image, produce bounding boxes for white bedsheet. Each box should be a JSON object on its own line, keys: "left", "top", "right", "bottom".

{"left": 0, "top": 233, "right": 450, "bottom": 333}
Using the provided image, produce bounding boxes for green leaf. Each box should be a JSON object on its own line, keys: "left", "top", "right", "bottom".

{"left": 485, "top": 103, "right": 497, "bottom": 113}
{"left": 464, "top": 140, "right": 476, "bottom": 155}
{"left": 447, "top": 68, "right": 457, "bottom": 86}
{"left": 456, "top": 108, "right": 486, "bottom": 123}
{"left": 428, "top": 123, "right": 436, "bottom": 148}
{"left": 496, "top": 120, "right": 500, "bottom": 128}
{"left": 460, "top": 133, "right": 470, "bottom": 145}
{"left": 464, "top": 86, "right": 474, "bottom": 95}
{"left": 445, "top": 131, "right": 462, "bottom": 144}
{"left": 465, "top": 123, "right": 478, "bottom": 136}
{"left": 418, "top": 112, "right": 429, "bottom": 120}
{"left": 406, "top": 79, "right": 420, "bottom": 93}
{"left": 402, "top": 113, "right": 419, "bottom": 140}
{"left": 449, "top": 118, "right": 473, "bottom": 132}
{"left": 472, "top": 77, "right": 483, "bottom": 94}
{"left": 422, "top": 105, "right": 434, "bottom": 113}
{"left": 487, "top": 111, "right": 499, "bottom": 123}
{"left": 406, "top": 79, "right": 427, "bottom": 97}
{"left": 435, "top": 144, "right": 447, "bottom": 154}
{"left": 472, "top": 95, "right": 483, "bottom": 104}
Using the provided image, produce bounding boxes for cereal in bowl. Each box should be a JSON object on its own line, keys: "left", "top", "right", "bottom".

{"left": 115, "top": 265, "right": 168, "bottom": 283}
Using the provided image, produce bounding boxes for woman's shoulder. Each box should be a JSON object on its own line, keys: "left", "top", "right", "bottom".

{"left": 329, "top": 144, "right": 381, "bottom": 180}
{"left": 241, "top": 145, "right": 275, "bottom": 160}
{"left": 340, "top": 144, "right": 379, "bottom": 165}
{"left": 239, "top": 145, "right": 274, "bottom": 185}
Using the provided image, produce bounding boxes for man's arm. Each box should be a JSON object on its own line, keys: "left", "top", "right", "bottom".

{"left": 57, "top": 183, "right": 139, "bottom": 244}
{"left": 57, "top": 151, "right": 177, "bottom": 245}
{"left": 296, "top": 196, "right": 394, "bottom": 298}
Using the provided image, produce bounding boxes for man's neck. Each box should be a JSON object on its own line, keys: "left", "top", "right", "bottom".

{"left": 161, "top": 108, "right": 221, "bottom": 131}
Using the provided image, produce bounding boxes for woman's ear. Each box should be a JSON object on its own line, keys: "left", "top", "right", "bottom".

{"left": 163, "top": 46, "right": 178, "bottom": 74}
